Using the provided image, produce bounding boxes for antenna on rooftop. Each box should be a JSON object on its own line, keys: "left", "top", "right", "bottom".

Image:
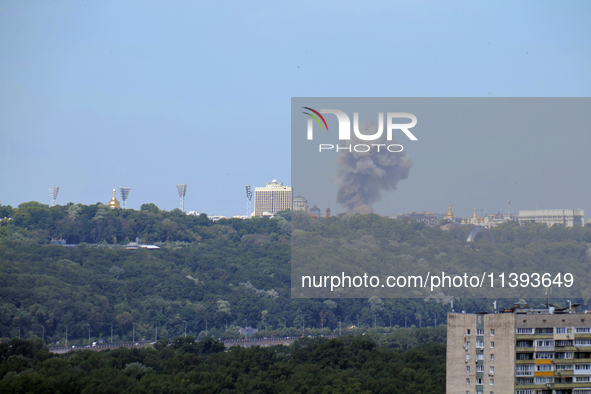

{"left": 119, "top": 187, "right": 131, "bottom": 209}
{"left": 507, "top": 199, "right": 511, "bottom": 215}
{"left": 176, "top": 184, "right": 187, "bottom": 212}
{"left": 49, "top": 186, "right": 59, "bottom": 207}
{"left": 245, "top": 185, "right": 253, "bottom": 217}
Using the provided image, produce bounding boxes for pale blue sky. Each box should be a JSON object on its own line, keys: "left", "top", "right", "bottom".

{"left": 1, "top": 1, "right": 590, "bottom": 217}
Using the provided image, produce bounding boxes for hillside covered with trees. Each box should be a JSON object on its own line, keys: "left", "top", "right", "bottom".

{"left": 0, "top": 201, "right": 590, "bottom": 344}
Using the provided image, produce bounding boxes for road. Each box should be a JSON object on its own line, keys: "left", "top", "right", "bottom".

{"left": 49, "top": 335, "right": 338, "bottom": 354}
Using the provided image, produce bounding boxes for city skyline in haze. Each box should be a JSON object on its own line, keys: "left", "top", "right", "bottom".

{"left": 1, "top": 2, "right": 590, "bottom": 217}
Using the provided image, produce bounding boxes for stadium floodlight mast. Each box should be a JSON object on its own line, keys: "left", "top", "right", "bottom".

{"left": 119, "top": 187, "right": 131, "bottom": 209}
{"left": 176, "top": 184, "right": 187, "bottom": 212}
{"left": 245, "top": 185, "right": 252, "bottom": 217}
{"left": 49, "top": 186, "right": 59, "bottom": 207}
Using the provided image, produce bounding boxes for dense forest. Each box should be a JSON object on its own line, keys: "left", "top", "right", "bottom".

{"left": 0, "top": 201, "right": 590, "bottom": 345}
{"left": 0, "top": 335, "right": 446, "bottom": 393}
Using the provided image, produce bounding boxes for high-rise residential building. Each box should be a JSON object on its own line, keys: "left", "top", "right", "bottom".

{"left": 518, "top": 209, "right": 585, "bottom": 227}
{"left": 254, "top": 179, "right": 292, "bottom": 217}
{"left": 447, "top": 304, "right": 591, "bottom": 394}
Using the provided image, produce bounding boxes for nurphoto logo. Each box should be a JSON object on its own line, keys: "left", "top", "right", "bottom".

{"left": 302, "top": 107, "right": 418, "bottom": 153}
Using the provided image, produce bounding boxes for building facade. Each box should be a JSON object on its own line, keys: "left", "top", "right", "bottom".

{"left": 254, "top": 179, "right": 292, "bottom": 217}
{"left": 518, "top": 209, "right": 585, "bottom": 227}
{"left": 448, "top": 305, "right": 591, "bottom": 394}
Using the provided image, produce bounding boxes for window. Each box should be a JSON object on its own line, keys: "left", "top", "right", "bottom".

{"left": 536, "top": 364, "right": 554, "bottom": 372}
{"left": 477, "top": 329, "right": 484, "bottom": 335}
{"left": 476, "top": 378, "right": 483, "bottom": 384}
{"left": 467, "top": 341, "right": 471, "bottom": 348}
{"left": 477, "top": 354, "right": 484, "bottom": 360}
{"left": 516, "top": 365, "right": 534, "bottom": 376}
{"left": 536, "top": 340, "right": 553, "bottom": 347}
{"left": 534, "top": 377, "right": 554, "bottom": 384}
{"left": 535, "top": 352, "right": 554, "bottom": 359}
{"left": 556, "top": 327, "right": 572, "bottom": 334}
{"left": 556, "top": 364, "right": 573, "bottom": 371}
{"left": 575, "top": 376, "right": 591, "bottom": 382}
{"left": 516, "top": 391, "right": 534, "bottom": 394}
{"left": 476, "top": 341, "right": 484, "bottom": 348}
{"left": 575, "top": 327, "right": 591, "bottom": 333}
{"left": 575, "top": 364, "right": 591, "bottom": 371}
{"left": 489, "top": 379, "right": 494, "bottom": 385}
{"left": 490, "top": 341, "right": 494, "bottom": 348}
{"left": 466, "top": 354, "right": 471, "bottom": 360}
{"left": 490, "top": 329, "right": 494, "bottom": 336}
{"left": 516, "top": 328, "right": 534, "bottom": 334}
{"left": 489, "top": 366, "right": 494, "bottom": 374}
{"left": 575, "top": 339, "right": 591, "bottom": 346}
{"left": 466, "top": 366, "right": 470, "bottom": 372}
{"left": 490, "top": 354, "right": 494, "bottom": 361}
{"left": 477, "top": 366, "right": 483, "bottom": 372}
{"left": 467, "top": 329, "right": 471, "bottom": 335}
{"left": 555, "top": 340, "right": 573, "bottom": 346}
{"left": 466, "top": 378, "right": 470, "bottom": 384}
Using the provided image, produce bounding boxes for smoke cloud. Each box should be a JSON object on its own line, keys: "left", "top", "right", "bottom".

{"left": 335, "top": 120, "right": 412, "bottom": 214}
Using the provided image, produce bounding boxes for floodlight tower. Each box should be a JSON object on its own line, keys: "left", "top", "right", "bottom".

{"left": 120, "top": 187, "right": 131, "bottom": 209}
{"left": 49, "top": 186, "right": 59, "bottom": 207}
{"left": 245, "top": 185, "right": 252, "bottom": 217}
{"left": 176, "top": 184, "right": 187, "bottom": 212}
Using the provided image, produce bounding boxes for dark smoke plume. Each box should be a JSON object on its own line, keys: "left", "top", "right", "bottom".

{"left": 335, "top": 120, "right": 412, "bottom": 214}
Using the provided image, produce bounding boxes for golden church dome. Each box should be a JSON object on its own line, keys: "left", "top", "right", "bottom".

{"left": 445, "top": 204, "right": 454, "bottom": 218}
{"left": 108, "top": 189, "right": 120, "bottom": 209}
{"left": 471, "top": 207, "right": 479, "bottom": 220}
{"left": 461, "top": 217, "right": 466, "bottom": 224}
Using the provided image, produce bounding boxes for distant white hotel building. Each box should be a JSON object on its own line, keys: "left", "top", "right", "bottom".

{"left": 254, "top": 179, "right": 292, "bottom": 217}
{"left": 518, "top": 209, "right": 585, "bottom": 227}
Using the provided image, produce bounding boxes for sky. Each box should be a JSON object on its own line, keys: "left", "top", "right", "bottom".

{"left": 1, "top": 1, "right": 590, "bottom": 218}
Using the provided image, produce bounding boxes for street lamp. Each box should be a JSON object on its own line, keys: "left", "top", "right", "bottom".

{"left": 182, "top": 320, "right": 187, "bottom": 338}
{"left": 374, "top": 315, "right": 376, "bottom": 329}
{"left": 283, "top": 317, "right": 286, "bottom": 329}
{"left": 153, "top": 322, "right": 158, "bottom": 342}
{"left": 41, "top": 325, "right": 45, "bottom": 343}
{"left": 224, "top": 319, "right": 227, "bottom": 332}
{"left": 205, "top": 320, "right": 208, "bottom": 337}
{"left": 403, "top": 314, "right": 408, "bottom": 329}
{"left": 302, "top": 317, "right": 305, "bottom": 337}
{"left": 356, "top": 315, "right": 360, "bottom": 329}
{"left": 433, "top": 313, "right": 437, "bottom": 327}
{"left": 132, "top": 323, "right": 136, "bottom": 343}
{"left": 337, "top": 316, "right": 342, "bottom": 336}
{"left": 109, "top": 323, "right": 113, "bottom": 344}
{"left": 65, "top": 325, "right": 68, "bottom": 346}
{"left": 87, "top": 324, "right": 91, "bottom": 346}
{"left": 388, "top": 314, "right": 392, "bottom": 328}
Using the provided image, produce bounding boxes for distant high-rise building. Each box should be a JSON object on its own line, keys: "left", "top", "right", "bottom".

{"left": 447, "top": 304, "right": 591, "bottom": 394}
{"left": 254, "top": 179, "right": 292, "bottom": 216}
{"left": 518, "top": 209, "right": 585, "bottom": 227}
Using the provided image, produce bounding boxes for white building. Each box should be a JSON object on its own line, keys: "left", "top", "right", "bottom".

{"left": 518, "top": 209, "right": 585, "bottom": 227}
{"left": 254, "top": 179, "right": 292, "bottom": 217}
{"left": 293, "top": 195, "right": 308, "bottom": 212}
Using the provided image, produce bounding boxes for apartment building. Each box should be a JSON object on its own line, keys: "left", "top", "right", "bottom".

{"left": 448, "top": 305, "right": 591, "bottom": 394}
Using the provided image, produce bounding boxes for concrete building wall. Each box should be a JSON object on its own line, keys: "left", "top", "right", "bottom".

{"left": 447, "top": 313, "right": 515, "bottom": 394}
{"left": 518, "top": 209, "right": 585, "bottom": 227}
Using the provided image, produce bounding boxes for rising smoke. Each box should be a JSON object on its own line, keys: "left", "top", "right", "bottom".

{"left": 335, "top": 120, "right": 412, "bottom": 214}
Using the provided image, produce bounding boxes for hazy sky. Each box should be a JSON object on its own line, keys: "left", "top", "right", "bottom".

{"left": 1, "top": 1, "right": 590, "bottom": 217}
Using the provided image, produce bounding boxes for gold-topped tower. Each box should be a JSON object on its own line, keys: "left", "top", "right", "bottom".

{"left": 108, "top": 189, "right": 120, "bottom": 209}
{"left": 445, "top": 204, "right": 454, "bottom": 219}
{"left": 471, "top": 207, "right": 479, "bottom": 221}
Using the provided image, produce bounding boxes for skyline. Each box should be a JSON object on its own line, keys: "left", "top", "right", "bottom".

{"left": 1, "top": 2, "right": 590, "bottom": 217}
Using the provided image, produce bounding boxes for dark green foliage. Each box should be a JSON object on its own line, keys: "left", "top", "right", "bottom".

{"left": 0, "top": 337, "right": 445, "bottom": 393}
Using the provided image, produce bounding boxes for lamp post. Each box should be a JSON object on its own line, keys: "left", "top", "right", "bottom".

{"left": 338, "top": 316, "right": 341, "bottom": 336}
{"left": 356, "top": 315, "right": 360, "bottom": 329}
{"left": 41, "top": 325, "right": 45, "bottom": 343}
{"left": 109, "top": 323, "right": 113, "bottom": 344}
{"left": 388, "top": 314, "right": 392, "bottom": 328}
{"left": 18, "top": 326, "right": 21, "bottom": 339}
{"left": 224, "top": 319, "right": 227, "bottom": 332}
{"left": 205, "top": 320, "right": 208, "bottom": 337}
{"left": 374, "top": 315, "right": 376, "bottom": 329}
{"left": 182, "top": 320, "right": 187, "bottom": 338}
{"left": 65, "top": 325, "right": 68, "bottom": 346}
{"left": 132, "top": 323, "right": 135, "bottom": 343}
{"left": 153, "top": 322, "right": 158, "bottom": 342}
{"left": 403, "top": 314, "right": 407, "bottom": 329}
{"left": 433, "top": 313, "right": 437, "bottom": 327}
{"left": 87, "top": 324, "right": 91, "bottom": 346}
{"left": 283, "top": 317, "right": 286, "bottom": 329}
